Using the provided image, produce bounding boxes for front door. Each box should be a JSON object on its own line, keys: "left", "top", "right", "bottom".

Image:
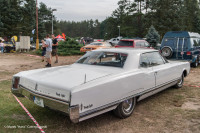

{"left": 145, "top": 52, "right": 176, "bottom": 87}
{"left": 139, "top": 53, "right": 156, "bottom": 89}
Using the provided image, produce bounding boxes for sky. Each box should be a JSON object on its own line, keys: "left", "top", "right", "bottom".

{"left": 38, "top": 0, "right": 118, "bottom": 22}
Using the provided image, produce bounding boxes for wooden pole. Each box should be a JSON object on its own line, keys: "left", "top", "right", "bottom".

{"left": 36, "top": 0, "right": 39, "bottom": 50}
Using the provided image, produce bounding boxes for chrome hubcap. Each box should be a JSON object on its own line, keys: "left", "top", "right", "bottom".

{"left": 178, "top": 76, "right": 183, "bottom": 85}
{"left": 122, "top": 99, "right": 133, "bottom": 113}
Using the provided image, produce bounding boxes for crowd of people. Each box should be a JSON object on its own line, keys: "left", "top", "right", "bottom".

{"left": 0, "top": 34, "right": 59, "bottom": 67}
{"left": 41, "top": 34, "right": 59, "bottom": 67}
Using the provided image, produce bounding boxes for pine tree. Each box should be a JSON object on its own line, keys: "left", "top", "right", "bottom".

{"left": 145, "top": 25, "right": 160, "bottom": 48}
{"left": 0, "top": 0, "right": 22, "bottom": 37}
{"left": 21, "top": 0, "right": 36, "bottom": 37}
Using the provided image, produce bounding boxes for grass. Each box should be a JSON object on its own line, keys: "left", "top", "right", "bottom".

{"left": 0, "top": 80, "right": 69, "bottom": 132}
{"left": 0, "top": 76, "right": 200, "bottom": 132}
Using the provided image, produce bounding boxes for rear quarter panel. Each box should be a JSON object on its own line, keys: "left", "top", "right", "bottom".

{"left": 168, "top": 60, "right": 190, "bottom": 78}
{"left": 70, "top": 70, "right": 151, "bottom": 114}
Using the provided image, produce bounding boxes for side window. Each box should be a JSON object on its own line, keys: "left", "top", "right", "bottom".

{"left": 191, "top": 38, "right": 200, "bottom": 48}
{"left": 145, "top": 42, "right": 150, "bottom": 47}
{"left": 193, "top": 39, "right": 198, "bottom": 47}
{"left": 140, "top": 54, "right": 150, "bottom": 68}
{"left": 198, "top": 39, "right": 200, "bottom": 46}
{"left": 146, "top": 52, "right": 165, "bottom": 66}
{"left": 136, "top": 42, "right": 145, "bottom": 47}
{"left": 113, "top": 39, "right": 116, "bottom": 41}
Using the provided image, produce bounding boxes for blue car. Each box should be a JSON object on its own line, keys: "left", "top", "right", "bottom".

{"left": 160, "top": 31, "right": 200, "bottom": 67}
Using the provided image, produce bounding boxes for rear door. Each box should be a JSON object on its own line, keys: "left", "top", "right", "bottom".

{"left": 176, "top": 38, "right": 188, "bottom": 59}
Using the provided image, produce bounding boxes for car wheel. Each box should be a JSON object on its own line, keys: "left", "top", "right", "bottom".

{"left": 192, "top": 59, "right": 199, "bottom": 68}
{"left": 175, "top": 74, "right": 184, "bottom": 88}
{"left": 114, "top": 97, "right": 136, "bottom": 118}
{"left": 161, "top": 47, "right": 173, "bottom": 59}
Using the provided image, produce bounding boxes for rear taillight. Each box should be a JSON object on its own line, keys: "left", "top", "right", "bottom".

{"left": 13, "top": 77, "right": 20, "bottom": 89}
{"left": 186, "top": 51, "right": 191, "bottom": 55}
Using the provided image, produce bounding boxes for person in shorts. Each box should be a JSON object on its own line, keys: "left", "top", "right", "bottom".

{"left": 41, "top": 40, "right": 46, "bottom": 62}
{"left": 51, "top": 34, "right": 59, "bottom": 63}
{"left": 44, "top": 34, "right": 52, "bottom": 67}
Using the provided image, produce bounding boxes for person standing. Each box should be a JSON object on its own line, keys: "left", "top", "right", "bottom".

{"left": 44, "top": 34, "right": 52, "bottom": 67}
{"left": 41, "top": 40, "right": 46, "bottom": 62}
{"left": 0, "top": 40, "right": 4, "bottom": 54}
{"left": 51, "top": 34, "right": 59, "bottom": 63}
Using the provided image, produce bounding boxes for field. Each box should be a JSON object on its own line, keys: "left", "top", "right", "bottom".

{"left": 0, "top": 53, "right": 200, "bottom": 133}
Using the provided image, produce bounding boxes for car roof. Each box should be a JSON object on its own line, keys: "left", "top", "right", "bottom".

{"left": 164, "top": 31, "right": 200, "bottom": 38}
{"left": 120, "top": 38, "right": 145, "bottom": 41}
{"left": 94, "top": 48, "right": 157, "bottom": 54}
{"left": 91, "top": 41, "right": 107, "bottom": 43}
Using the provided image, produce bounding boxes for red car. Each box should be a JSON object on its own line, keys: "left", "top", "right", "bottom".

{"left": 115, "top": 39, "right": 151, "bottom": 48}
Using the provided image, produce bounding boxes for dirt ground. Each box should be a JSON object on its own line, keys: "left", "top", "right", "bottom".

{"left": 0, "top": 53, "right": 81, "bottom": 81}
{"left": 0, "top": 53, "right": 200, "bottom": 133}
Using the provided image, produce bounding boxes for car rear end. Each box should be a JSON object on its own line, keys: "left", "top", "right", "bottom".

{"left": 11, "top": 76, "right": 78, "bottom": 121}
{"left": 80, "top": 47, "right": 97, "bottom": 52}
{"left": 160, "top": 31, "right": 200, "bottom": 66}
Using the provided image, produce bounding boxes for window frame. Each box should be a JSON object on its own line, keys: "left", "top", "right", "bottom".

{"left": 139, "top": 52, "right": 166, "bottom": 68}
{"left": 76, "top": 51, "right": 129, "bottom": 68}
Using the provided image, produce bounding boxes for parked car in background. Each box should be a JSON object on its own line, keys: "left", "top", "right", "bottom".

{"left": 80, "top": 42, "right": 112, "bottom": 52}
{"left": 160, "top": 31, "right": 200, "bottom": 67}
{"left": 12, "top": 48, "right": 190, "bottom": 123}
{"left": 108, "top": 37, "right": 122, "bottom": 46}
{"left": 115, "top": 38, "right": 151, "bottom": 49}
{"left": 3, "top": 41, "right": 15, "bottom": 53}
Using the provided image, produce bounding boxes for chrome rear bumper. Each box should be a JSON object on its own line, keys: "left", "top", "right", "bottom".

{"left": 12, "top": 85, "right": 70, "bottom": 113}
{"left": 11, "top": 85, "right": 80, "bottom": 123}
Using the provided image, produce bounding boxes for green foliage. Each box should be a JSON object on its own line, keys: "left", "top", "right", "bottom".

{"left": 57, "top": 39, "right": 84, "bottom": 56}
{"left": 103, "top": 0, "right": 200, "bottom": 39}
{"left": 36, "top": 37, "right": 84, "bottom": 56}
{"left": 0, "top": 0, "right": 53, "bottom": 41}
{"left": 55, "top": 19, "right": 102, "bottom": 39}
{"left": 1, "top": 0, "right": 200, "bottom": 42}
{"left": 145, "top": 25, "right": 160, "bottom": 48}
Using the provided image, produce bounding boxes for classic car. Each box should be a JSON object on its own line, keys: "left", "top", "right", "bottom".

{"left": 11, "top": 48, "right": 190, "bottom": 123}
{"left": 80, "top": 42, "right": 112, "bottom": 52}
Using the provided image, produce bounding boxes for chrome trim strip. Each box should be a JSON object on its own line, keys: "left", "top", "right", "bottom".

{"left": 20, "top": 87, "right": 70, "bottom": 114}
{"left": 79, "top": 78, "right": 179, "bottom": 118}
{"left": 138, "top": 80, "right": 177, "bottom": 101}
{"left": 19, "top": 85, "right": 69, "bottom": 104}
{"left": 141, "top": 77, "right": 180, "bottom": 96}
{"left": 79, "top": 105, "right": 118, "bottom": 122}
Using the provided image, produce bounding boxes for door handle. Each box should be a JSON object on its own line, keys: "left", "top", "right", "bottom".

{"left": 155, "top": 71, "right": 158, "bottom": 74}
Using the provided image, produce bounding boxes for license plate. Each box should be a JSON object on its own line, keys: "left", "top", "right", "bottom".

{"left": 33, "top": 96, "right": 44, "bottom": 107}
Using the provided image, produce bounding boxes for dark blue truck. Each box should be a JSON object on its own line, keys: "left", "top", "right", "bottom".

{"left": 160, "top": 31, "right": 200, "bottom": 67}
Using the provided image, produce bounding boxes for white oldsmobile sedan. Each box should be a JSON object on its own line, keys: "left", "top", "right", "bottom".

{"left": 12, "top": 48, "right": 190, "bottom": 123}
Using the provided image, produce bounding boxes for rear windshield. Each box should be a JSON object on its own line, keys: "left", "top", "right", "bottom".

{"left": 89, "top": 43, "right": 103, "bottom": 45}
{"left": 76, "top": 51, "right": 128, "bottom": 68}
{"left": 118, "top": 41, "right": 133, "bottom": 46}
